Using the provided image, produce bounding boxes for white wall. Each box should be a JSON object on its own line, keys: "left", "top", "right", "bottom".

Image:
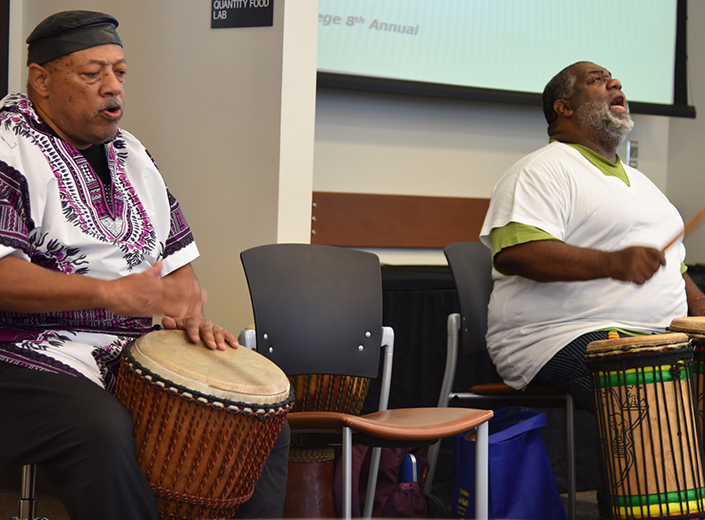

{"left": 278, "top": 4, "right": 317, "bottom": 243}
{"left": 14, "top": 0, "right": 318, "bottom": 333}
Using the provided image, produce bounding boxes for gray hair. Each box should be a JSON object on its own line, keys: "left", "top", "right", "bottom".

{"left": 542, "top": 61, "right": 588, "bottom": 130}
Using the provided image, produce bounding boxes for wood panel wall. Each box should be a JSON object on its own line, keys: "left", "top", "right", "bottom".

{"left": 311, "top": 192, "right": 489, "bottom": 248}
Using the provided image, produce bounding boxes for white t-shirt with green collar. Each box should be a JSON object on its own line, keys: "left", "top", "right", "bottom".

{"left": 479, "top": 141, "right": 687, "bottom": 389}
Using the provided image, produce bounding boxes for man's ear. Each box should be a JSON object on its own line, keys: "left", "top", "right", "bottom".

{"left": 554, "top": 98, "right": 573, "bottom": 118}
{"left": 27, "top": 63, "right": 51, "bottom": 98}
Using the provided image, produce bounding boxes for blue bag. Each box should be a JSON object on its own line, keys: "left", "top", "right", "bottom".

{"left": 452, "top": 407, "right": 567, "bottom": 520}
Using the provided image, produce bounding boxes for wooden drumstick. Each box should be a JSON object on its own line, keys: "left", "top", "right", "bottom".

{"left": 662, "top": 203, "right": 705, "bottom": 252}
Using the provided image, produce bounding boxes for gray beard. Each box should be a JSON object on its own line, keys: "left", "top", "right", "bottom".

{"left": 575, "top": 100, "right": 635, "bottom": 150}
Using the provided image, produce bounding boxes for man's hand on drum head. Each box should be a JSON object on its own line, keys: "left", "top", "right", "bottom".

{"left": 106, "top": 261, "right": 238, "bottom": 350}
{"left": 158, "top": 263, "right": 238, "bottom": 350}
{"left": 162, "top": 315, "right": 239, "bottom": 351}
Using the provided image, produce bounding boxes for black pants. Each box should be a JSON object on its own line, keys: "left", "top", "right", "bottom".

{"left": 0, "top": 362, "right": 289, "bottom": 520}
{"left": 531, "top": 330, "right": 634, "bottom": 412}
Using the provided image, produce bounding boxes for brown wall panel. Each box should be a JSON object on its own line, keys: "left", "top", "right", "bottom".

{"left": 311, "top": 191, "right": 489, "bottom": 248}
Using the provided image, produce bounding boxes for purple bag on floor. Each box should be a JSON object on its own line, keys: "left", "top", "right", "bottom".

{"left": 334, "top": 445, "right": 428, "bottom": 518}
{"left": 452, "top": 407, "right": 567, "bottom": 520}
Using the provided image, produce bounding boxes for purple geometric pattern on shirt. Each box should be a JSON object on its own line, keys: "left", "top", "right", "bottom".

{"left": 0, "top": 161, "right": 34, "bottom": 255}
{"left": 50, "top": 138, "right": 157, "bottom": 270}
{"left": 165, "top": 188, "right": 195, "bottom": 257}
{"left": 0, "top": 308, "right": 153, "bottom": 333}
{"left": 91, "top": 336, "right": 128, "bottom": 392}
{"left": 0, "top": 329, "right": 138, "bottom": 388}
{"left": 28, "top": 232, "right": 89, "bottom": 275}
{"left": 141, "top": 150, "right": 194, "bottom": 258}
{"left": 0, "top": 337, "right": 84, "bottom": 378}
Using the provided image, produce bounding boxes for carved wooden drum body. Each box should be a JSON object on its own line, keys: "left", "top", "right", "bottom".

{"left": 116, "top": 330, "right": 293, "bottom": 520}
{"left": 586, "top": 333, "right": 705, "bottom": 519}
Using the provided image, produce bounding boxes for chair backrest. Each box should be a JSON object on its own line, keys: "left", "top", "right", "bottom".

{"left": 240, "top": 243, "right": 383, "bottom": 378}
{"left": 443, "top": 241, "right": 493, "bottom": 356}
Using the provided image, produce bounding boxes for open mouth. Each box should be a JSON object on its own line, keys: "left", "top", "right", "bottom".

{"left": 610, "top": 95, "right": 627, "bottom": 109}
{"left": 99, "top": 104, "right": 123, "bottom": 120}
{"left": 608, "top": 95, "right": 630, "bottom": 116}
{"left": 98, "top": 99, "right": 123, "bottom": 118}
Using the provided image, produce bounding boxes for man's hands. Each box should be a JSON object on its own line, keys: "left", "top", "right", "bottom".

{"left": 161, "top": 315, "right": 238, "bottom": 350}
{"left": 606, "top": 247, "right": 666, "bottom": 285}
{"left": 107, "top": 262, "right": 237, "bottom": 350}
{"left": 103, "top": 261, "right": 204, "bottom": 318}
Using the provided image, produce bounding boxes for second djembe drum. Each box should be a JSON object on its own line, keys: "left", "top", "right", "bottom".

{"left": 586, "top": 333, "right": 705, "bottom": 519}
{"left": 670, "top": 317, "right": 705, "bottom": 439}
{"left": 283, "top": 373, "right": 370, "bottom": 517}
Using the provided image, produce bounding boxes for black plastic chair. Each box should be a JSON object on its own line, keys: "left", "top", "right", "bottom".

{"left": 240, "top": 243, "right": 493, "bottom": 520}
{"left": 424, "top": 241, "right": 576, "bottom": 520}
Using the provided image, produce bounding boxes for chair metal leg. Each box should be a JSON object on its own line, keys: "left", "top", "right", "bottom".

{"left": 474, "top": 421, "right": 489, "bottom": 520}
{"left": 423, "top": 439, "right": 441, "bottom": 495}
{"left": 423, "top": 313, "right": 460, "bottom": 496}
{"left": 16, "top": 464, "right": 37, "bottom": 520}
{"left": 342, "top": 427, "right": 353, "bottom": 520}
{"left": 362, "top": 446, "right": 381, "bottom": 518}
{"left": 566, "top": 394, "right": 576, "bottom": 520}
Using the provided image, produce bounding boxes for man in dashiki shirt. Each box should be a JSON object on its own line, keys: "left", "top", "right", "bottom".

{"left": 0, "top": 10, "right": 289, "bottom": 520}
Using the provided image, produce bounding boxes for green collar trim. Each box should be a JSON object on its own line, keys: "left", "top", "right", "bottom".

{"left": 552, "top": 140, "right": 630, "bottom": 186}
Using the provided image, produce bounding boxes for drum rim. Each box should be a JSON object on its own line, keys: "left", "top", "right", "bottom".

{"left": 121, "top": 344, "right": 294, "bottom": 418}
{"left": 670, "top": 317, "right": 705, "bottom": 338}
{"left": 585, "top": 332, "right": 690, "bottom": 356}
{"left": 587, "top": 347, "right": 694, "bottom": 375}
{"left": 131, "top": 329, "right": 291, "bottom": 402}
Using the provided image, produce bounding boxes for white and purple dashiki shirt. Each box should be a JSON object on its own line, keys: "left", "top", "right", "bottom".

{"left": 0, "top": 93, "right": 199, "bottom": 390}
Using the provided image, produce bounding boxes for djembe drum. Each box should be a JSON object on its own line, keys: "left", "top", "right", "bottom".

{"left": 669, "top": 317, "right": 705, "bottom": 439}
{"left": 585, "top": 333, "right": 705, "bottom": 519}
{"left": 283, "top": 373, "right": 370, "bottom": 517}
{"left": 115, "top": 330, "right": 294, "bottom": 520}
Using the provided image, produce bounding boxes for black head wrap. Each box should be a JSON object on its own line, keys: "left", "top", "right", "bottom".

{"left": 26, "top": 10, "right": 122, "bottom": 66}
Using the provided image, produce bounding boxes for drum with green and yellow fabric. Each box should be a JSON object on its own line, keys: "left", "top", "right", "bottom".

{"left": 586, "top": 333, "right": 705, "bottom": 519}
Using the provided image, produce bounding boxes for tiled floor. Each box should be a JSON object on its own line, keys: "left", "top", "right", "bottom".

{"left": 564, "top": 490, "right": 600, "bottom": 520}
{"left": 0, "top": 490, "right": 600, "bottom": 520}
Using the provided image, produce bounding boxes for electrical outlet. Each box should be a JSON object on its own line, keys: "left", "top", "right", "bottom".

{"left": 626, "top": 140, "right": 639, "bottom": 168}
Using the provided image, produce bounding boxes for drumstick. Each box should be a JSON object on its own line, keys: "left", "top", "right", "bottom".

{"left": 662, "top": 203, "right": 705, "bottom": 252}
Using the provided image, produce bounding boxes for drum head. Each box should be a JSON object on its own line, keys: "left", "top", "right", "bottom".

{"left": 670, "top": 316, "right": 705, "bottom": 337}
{"left": 586, "top": 332, "right": 690, "bottom": 357}
{"left": 130, "top": 330, "right": 290, "bottom": 405}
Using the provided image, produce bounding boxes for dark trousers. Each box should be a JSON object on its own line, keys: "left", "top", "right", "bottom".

{"left": 0, "top": 362, "right": 289, "bottom": 520}
{"left": 531, "top": 330, "right": 631, "bottom": 412}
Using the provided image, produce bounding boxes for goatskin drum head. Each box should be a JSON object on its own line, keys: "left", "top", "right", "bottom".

{"left": 131, "top": 329, "right": 290, "bottom": 405}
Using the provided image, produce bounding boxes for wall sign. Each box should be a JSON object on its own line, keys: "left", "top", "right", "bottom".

{"left": 211, "top": 0, "right": 273, "bottom": 29}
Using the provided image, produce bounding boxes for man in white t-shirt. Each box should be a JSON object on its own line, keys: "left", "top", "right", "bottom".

{"left": 480, "top": 61, "right": 705, "bottom": 412}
